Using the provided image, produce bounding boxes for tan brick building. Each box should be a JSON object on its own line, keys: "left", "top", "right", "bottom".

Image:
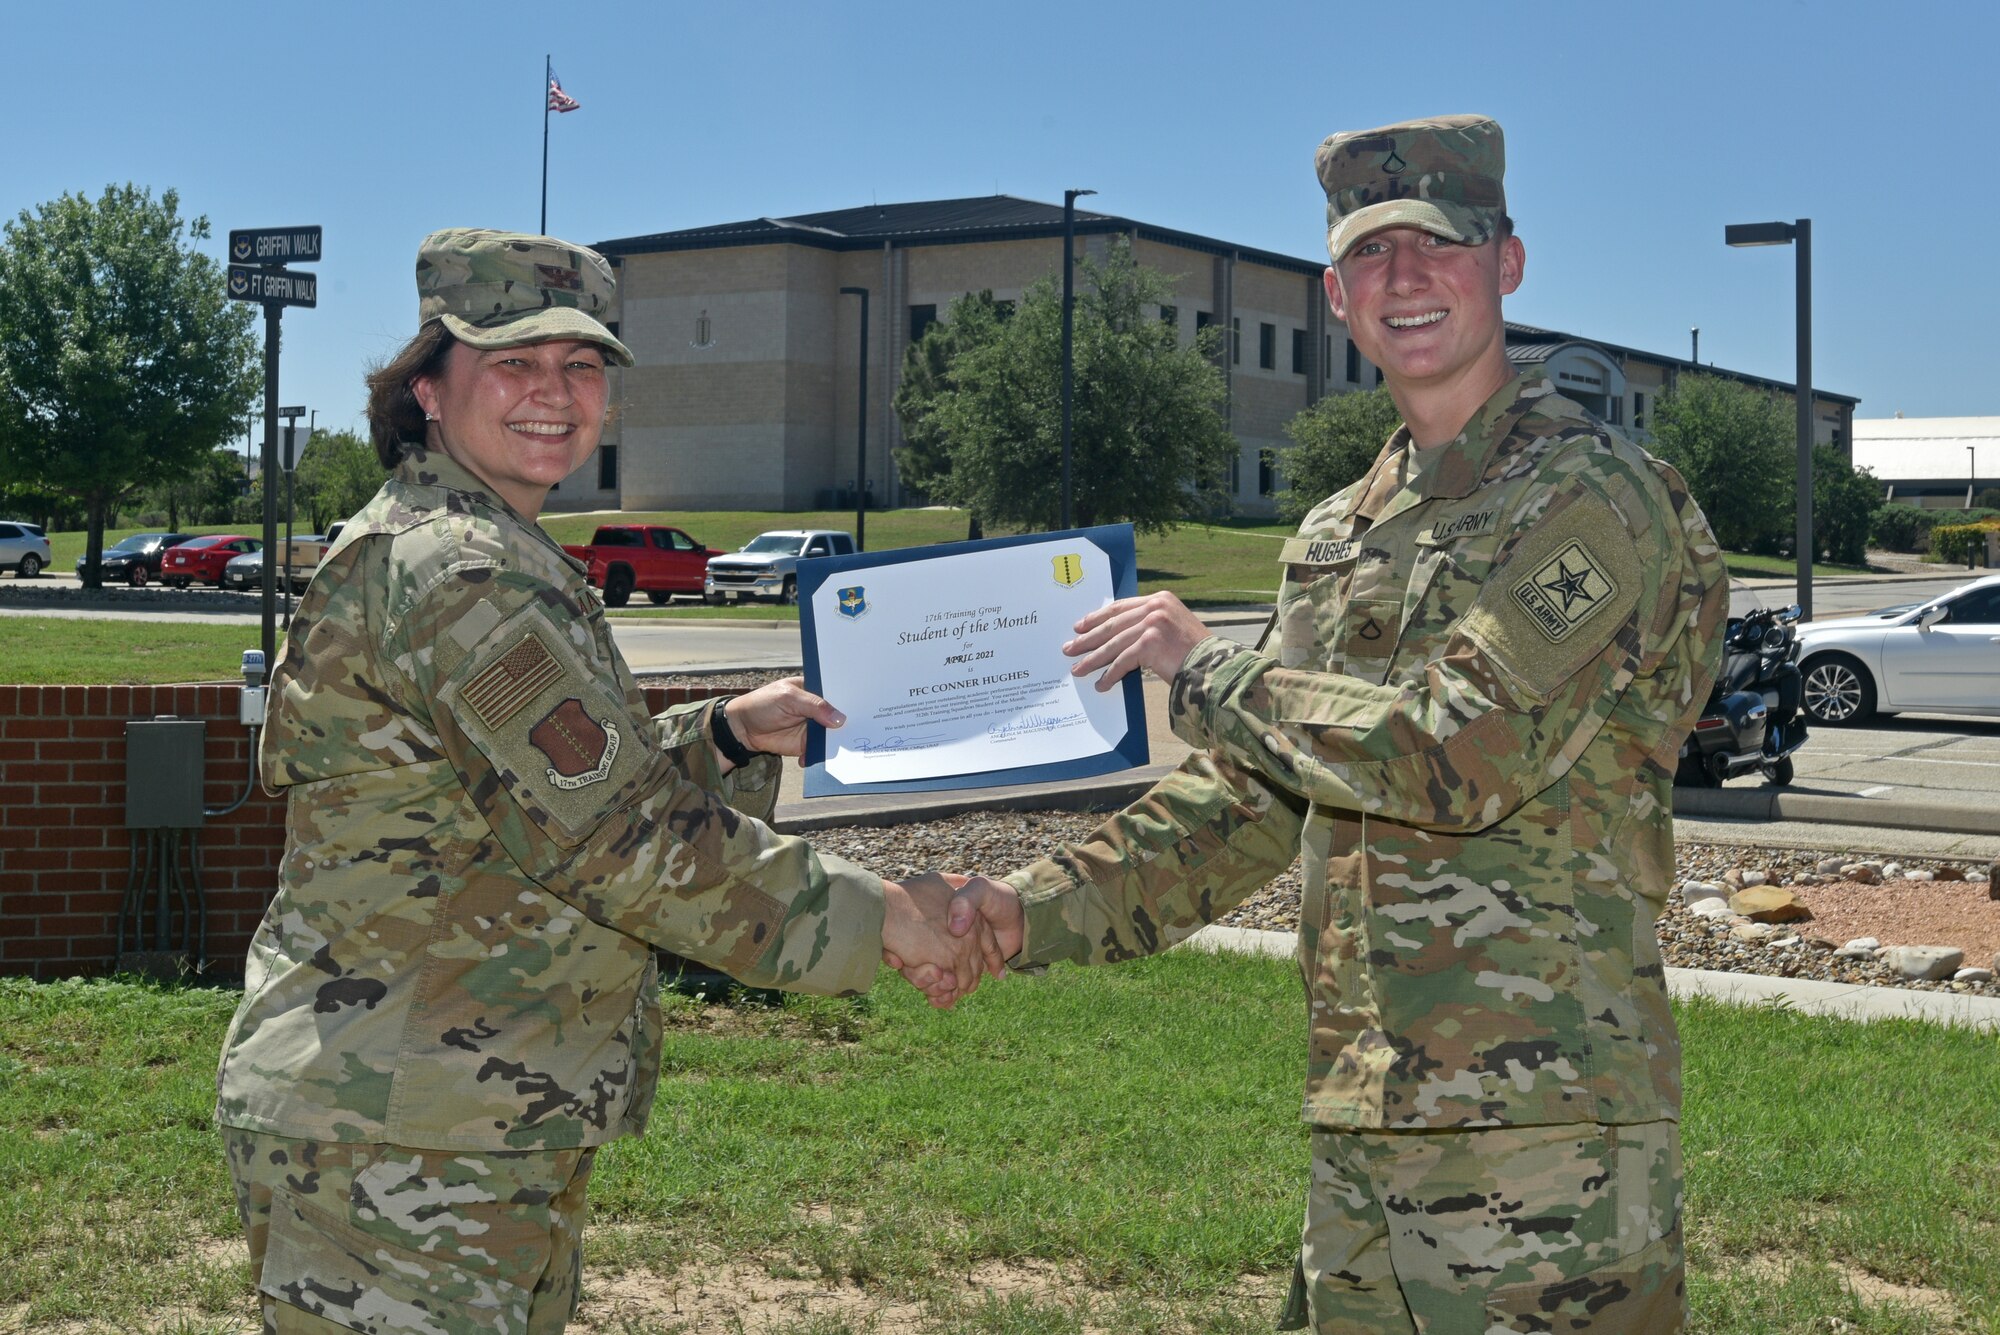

{"left": 556, "top": 197, "right": 1856, "bottom": 516}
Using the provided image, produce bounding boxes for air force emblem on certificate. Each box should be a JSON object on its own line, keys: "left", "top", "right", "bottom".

{"left": 1051, "top": 553, "right": 1086, "bottom": 588}
{"left": 837, "top": 585, "right": 868, "bottom": 619}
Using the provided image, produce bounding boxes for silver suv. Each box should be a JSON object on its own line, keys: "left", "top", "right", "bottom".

{"left": 0, "top": 521, "right": 51, "bottom": 578}
{"left": 703, "top": 529, "right": 855, "bottom": 605}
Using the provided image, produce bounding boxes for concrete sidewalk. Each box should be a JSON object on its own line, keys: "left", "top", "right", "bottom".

{"left": 1180, "top": 925, "right": 2000, "bottom": 1033}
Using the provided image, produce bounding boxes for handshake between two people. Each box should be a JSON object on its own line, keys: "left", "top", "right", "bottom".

{"left": 722, "top": 588, "right": 1210, "bottom": 1008}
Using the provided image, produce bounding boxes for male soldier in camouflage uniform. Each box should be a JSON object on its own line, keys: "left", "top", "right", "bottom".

{"left": 942, "top": 116, "right": 1726, "bottom": 1332}
{"left": 218, "top": 228, "right": 994, "bottom": 1333}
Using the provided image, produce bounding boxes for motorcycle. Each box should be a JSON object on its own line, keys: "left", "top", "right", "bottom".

{"left": 1675, "top": 603, "right": 1810, "bottom": 787}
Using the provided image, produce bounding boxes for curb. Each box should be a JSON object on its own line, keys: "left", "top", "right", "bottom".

{"left": 1177, "top": 926, "right": 2000, "bottom": 1031}
{"left": 1669, "top": 786, "right": 2000, "bottom": 838}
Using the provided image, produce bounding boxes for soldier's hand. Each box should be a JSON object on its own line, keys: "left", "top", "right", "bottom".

{"left": 1066, "top": 592, "right": 1208, "bottom": 690}
{"left": 719, "top": 676, "right": 844, "bottom": 767}
{"left": 945, "top": 876, "right": 1024, "bottom": 962}
{"left": 881, "top": 872, "right": 1005, "bottom": 1008}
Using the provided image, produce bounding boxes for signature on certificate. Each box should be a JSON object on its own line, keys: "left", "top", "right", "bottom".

{"left": 847, "top": 732, "right": 946, "bottom": 754}
{"left": 988, "top": 711, "right": 1085, "bottom": 740}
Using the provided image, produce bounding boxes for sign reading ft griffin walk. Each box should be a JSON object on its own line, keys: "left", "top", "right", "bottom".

{"left": 227, "top": 266, "right": 317, "bottom": 307}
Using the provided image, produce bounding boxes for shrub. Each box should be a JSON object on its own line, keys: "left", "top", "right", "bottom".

{"left": 1930, "top": 520, "right": 2000, "bottom": 566}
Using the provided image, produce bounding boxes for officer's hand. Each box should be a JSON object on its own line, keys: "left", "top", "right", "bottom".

{"left": 881, "top": 873, "right": 1005, "bottom": 1008}
{"left": 945, "top": 876, "right": 1024, "bottom": 962}
{"left": 1065, "top": 591, "right": 1209, "bottom": 690}
{"left": 719, "top": 677, "right": 844, "bottom": 767}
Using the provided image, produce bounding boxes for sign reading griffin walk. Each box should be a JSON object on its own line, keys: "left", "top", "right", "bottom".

{"left": 227, "top": 266, "right": 317, "bottom": 308}
{"left": 229, "top": 227, "right": 323, "bottom": 265}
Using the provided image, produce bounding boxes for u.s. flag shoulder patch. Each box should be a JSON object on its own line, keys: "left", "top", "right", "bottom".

{"left": 461, "top": 631, "right": 564, "bottom": 729}
{"left": 1510, "top": 539, "right": 1618, "bottom": 643}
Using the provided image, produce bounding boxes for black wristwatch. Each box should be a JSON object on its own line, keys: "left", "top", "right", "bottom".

{"left": 711, "top": 698, "right": 759, "bottom": 767}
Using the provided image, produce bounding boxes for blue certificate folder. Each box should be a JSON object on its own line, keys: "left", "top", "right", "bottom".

{"left": 798, "top": 524, "right": 1149, "bottom": 798}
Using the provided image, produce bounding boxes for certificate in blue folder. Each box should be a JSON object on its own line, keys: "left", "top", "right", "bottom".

{"left": 798, "top": 524, "right": 1149, "bottom": 798}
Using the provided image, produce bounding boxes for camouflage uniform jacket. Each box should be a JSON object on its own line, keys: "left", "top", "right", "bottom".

{"left": 216, "top": 450, "right": 886, "bottom": 1151}
{"left": 1006, "top": 372, "right": 1726, "bottom": 1130}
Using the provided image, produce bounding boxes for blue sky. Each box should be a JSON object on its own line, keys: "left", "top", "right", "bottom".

{"left": 13, "top": 1, "right": 1993, "bottom": 459}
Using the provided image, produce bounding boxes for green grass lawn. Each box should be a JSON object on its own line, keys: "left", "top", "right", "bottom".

{"left": 1, "top": 617, "right": 278, "bottom": 684}
{"left": 1722, "top": 551, "right": 1880, "bottom": 580}
{"left": 3, "top": 960, "right": 1994, "bottom": 1334}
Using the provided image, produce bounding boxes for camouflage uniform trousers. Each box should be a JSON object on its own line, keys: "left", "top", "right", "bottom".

{"left": 1290, "top": 1120, "right": 1685, "bottom": 1334}
{"left": 223, "top": 1128, "right": 596, "bottom": 1334}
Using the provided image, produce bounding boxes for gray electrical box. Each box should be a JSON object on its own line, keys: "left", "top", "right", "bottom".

{"left": 126, "top": 717, "right": 206, "bottom": 828}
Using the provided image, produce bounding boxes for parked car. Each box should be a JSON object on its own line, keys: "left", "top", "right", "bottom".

{"left": 222, "top": 546, "right": 312, "bottom": 594}
{"left": 279, "top": 522, "right": 346, "bottom": 578}
{"left": 559, "top": 524, "right": 721, "bottom": 607}
{"left": 1795, "top": 573, "right": 2000, "bottom": 725}
{"left": 0, "top": 521, "right": 51, "bottom": 578}
{"left": 76, "top": 531, "right": 191, "bottom": 586}
{"left": 162, "top": 534, "right": 261, "bottom": 588}
{"left": 703, "top": 530, "right": 855, "bottom": 605}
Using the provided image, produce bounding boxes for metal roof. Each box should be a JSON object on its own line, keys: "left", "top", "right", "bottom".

{"left": 1853, "top": 417, "right": 2000, "bottom": 483}
{"left": 594, "top": 194, "right": 1329, "bottom": 276}
{"left": 1504, "top": 322, "right": 1859, "bottom": 406}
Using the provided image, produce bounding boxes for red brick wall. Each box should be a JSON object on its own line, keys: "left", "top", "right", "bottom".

{"left": 0, "top": 683, "right": 730, "bottom": 980}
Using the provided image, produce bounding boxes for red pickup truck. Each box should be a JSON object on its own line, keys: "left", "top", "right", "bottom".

{"left": 561, "top": 525, "right": 722, "bottom": 606}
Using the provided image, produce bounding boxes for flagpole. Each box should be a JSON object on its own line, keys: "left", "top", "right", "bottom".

{"left": 540, "top": 54, "right": 551, "bottom": 234}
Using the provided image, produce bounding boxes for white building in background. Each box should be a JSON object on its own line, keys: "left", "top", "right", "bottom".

{"left": 1852, "top": 416, "right": 2000, "bottom": 508}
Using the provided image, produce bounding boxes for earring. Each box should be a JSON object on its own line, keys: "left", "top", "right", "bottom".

{"left": 424, "top": 413, "right": 435, "bottom": 421}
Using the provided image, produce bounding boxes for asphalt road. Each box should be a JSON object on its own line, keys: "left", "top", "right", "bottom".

{"left": 1745, "top": 714, "right": 2000, "bottom": 811}
{"left": 1733, "top": 572, "right": 1971, "bottom": 621}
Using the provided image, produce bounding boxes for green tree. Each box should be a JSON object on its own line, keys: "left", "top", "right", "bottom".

{"left": 1812, "top": 444, "right": 1882, "bottom": 566}
{"left": 142, "top": 445, "right": 248, "bottom": 529}
{"left": 1275, "top": 385, "right": 1402, "bottom": 522}
{"left": 897, "top": 239, "right": 1235, "bottom": 534}
{"left": 893, "top": 291, "right": 1003, "bottom": 539}
{"left": 1648, "top": 373, "right": 1794, "bottom": 555}
{"left": 0, "top": 185, "right": 258, "bottom": 586}
{"left": 293, "top": 428, "right": 384, "bottom": 533}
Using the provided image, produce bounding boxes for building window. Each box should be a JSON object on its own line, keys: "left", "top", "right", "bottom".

{"left": 1608, "top": 398, "right": 1623, "bottom": 426}
{"left": 1258, "top": 448, "right": 1278, "bottom": 497}
{"left": 1159, "top": 304, "right": 1177, "bottom": 327}
{"left": 1325, "top": 333, "right": 1332, "bottom": 374}
{"left": 909, "top": 304, "right": 938, "bottom": 344}
{"left": 692, "top": 310, "right": 713, "bottom": 349}
{"left": 1231, "top": 317, "right": 1242, "bottom": 365}
{"left": 994, "top": 299, "right": 1016, "bottom": 320}
{"left": 1227, "top": 452, "right": 1241, "bottom": 495}
{"left": 1292, "top": 328, "right": 1308, "bottom": 375}
{"left": 1258, "top": 322, "right": 1276, "bottom": 370}
{"left": 1374, "top": 366, "right": 1384, "bottom": 388}
{"left": 598, "top": 445, "right": 618, "bottom": 492}
{"left": 604, "top": 320, "right": 620, "bottom": 338}
{"left": 1633, "top": 391, "right": 1646, "bottom": 430}
{"left": 1346, "top": 341, "right": 1361, "bottom": 384}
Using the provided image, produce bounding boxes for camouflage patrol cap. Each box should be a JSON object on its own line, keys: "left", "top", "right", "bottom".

{"left": 415, "top": 228, "right": 633, "bottom": 367}
{"left": 1315, "top": 115, "right": 1506, "bottom": 263}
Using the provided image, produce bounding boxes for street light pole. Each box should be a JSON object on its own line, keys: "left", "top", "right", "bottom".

{"left": 1725, "top": 218, "right": 1814, "bottom": 621}
{"left": 839, "top": 286, "right": 869, "bottom": 552}
{"left": 1970, "top": 445, "right": 1977, "bottom": 510}
{"left": 1061, "top": 188, "right": 1096, "bottom": 531}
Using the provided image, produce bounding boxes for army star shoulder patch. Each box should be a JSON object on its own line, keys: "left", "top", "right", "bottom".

{"left": 1510, "top": 539, "right": 1619, "bottom": 643}
{"left": 530, "top": 698, "right": 621, "bottom": 789}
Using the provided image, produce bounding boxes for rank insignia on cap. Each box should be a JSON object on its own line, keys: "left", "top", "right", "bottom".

{"left": 837, "top": 585, "right": 868, "bottom": 619}
{"left": 535, "top": 263, "right": 584, "bottom": 292}
{"left": 1051, "top": 553, "right": 1085, "bottom": 587}
{"left": 530, "top": 698, "right": 620, "bottom": 789}
{"left": 1381, "top": 149, "right": 1408, "bottom": 174}
{"left": 1510, "top": 540, "right": 1618, "bottom": 643}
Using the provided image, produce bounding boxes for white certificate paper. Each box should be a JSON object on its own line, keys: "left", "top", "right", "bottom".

{"left": 799, "top": 526, "right": 1148, "bottom": 796}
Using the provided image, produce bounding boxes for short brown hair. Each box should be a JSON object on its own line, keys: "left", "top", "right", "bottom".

{"left": 364, "top": 321, "right": 456, "bottom": 469}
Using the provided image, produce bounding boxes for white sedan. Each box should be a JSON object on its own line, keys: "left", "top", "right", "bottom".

{"left": 1795, "top": 573, "right": 2000, "bottom": 724}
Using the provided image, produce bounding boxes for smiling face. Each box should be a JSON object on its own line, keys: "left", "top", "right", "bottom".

{"left": 410, "top": 339, "right": 609, "bottom": 519}
{"left": 1325, "top": 225, "right": 1525, "bottom": 439}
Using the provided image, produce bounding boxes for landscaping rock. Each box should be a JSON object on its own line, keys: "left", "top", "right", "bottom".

{"left": 1881, "top": 946, "right": 1965, "bottom": 982}
{"left": 1740, "top": 869, "right": 1769, "bottom": 888}
{"left": 1834, "top": 937, "right": 1881, "bottom": 960}
{"left": 1903, "top": 869, "right": 1935, "bottom": 882}
{"left": 1728, "top": 886, "right": 1813, "bottom": 924}
{"left": 1679, "top": 880, "right": 1726, "bottom": 905}
{"left": 1954, "top": 967, "right": 1995, "bottom": 984}
{"left": 1882, "top": 862, "right": 1904, "bottom": 880}
{"left": 1934, "top": 865, "right": 1966, "bottom": 882}
{"left": 1688, "top": 897, "right": 1738, "bottom": 920}
{"left": 1730, "top": 922, "right": 1777, "bottom": 944}
{"left": 1843, "top": 862, "right": 1883, "bottom": 885}
{"left": 1816, "top": 856, "right": 1850, "bottom": 875}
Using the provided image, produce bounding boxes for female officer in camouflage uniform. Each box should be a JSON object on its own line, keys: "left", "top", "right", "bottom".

{"left": 216, "top": 228, "right": 996, "bottom": 1333}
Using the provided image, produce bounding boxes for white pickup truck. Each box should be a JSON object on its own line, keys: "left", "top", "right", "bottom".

{"left": 702, "top": 529, "right": 855, "bottom": 605}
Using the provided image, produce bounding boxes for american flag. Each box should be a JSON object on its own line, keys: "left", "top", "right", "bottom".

{"left": 548, "top": 70, "right": 580, "bottom": 113}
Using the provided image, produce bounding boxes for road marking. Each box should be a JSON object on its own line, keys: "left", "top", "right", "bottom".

{"left": 1856, "top": 785, "right": 1894, "bottom": 798}
{"left": 1809, "top": 750, "right": 2000, "bottom": 770}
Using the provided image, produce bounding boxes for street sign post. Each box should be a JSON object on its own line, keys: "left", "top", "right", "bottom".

{"left": 229, "top": 227, "right": 322, "bottom": 265}
{"left": 227, "top": 266, "right": 317, "bottom": 308}
{"left": 227, "top": 225, "right": 322, "bottom": 664}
